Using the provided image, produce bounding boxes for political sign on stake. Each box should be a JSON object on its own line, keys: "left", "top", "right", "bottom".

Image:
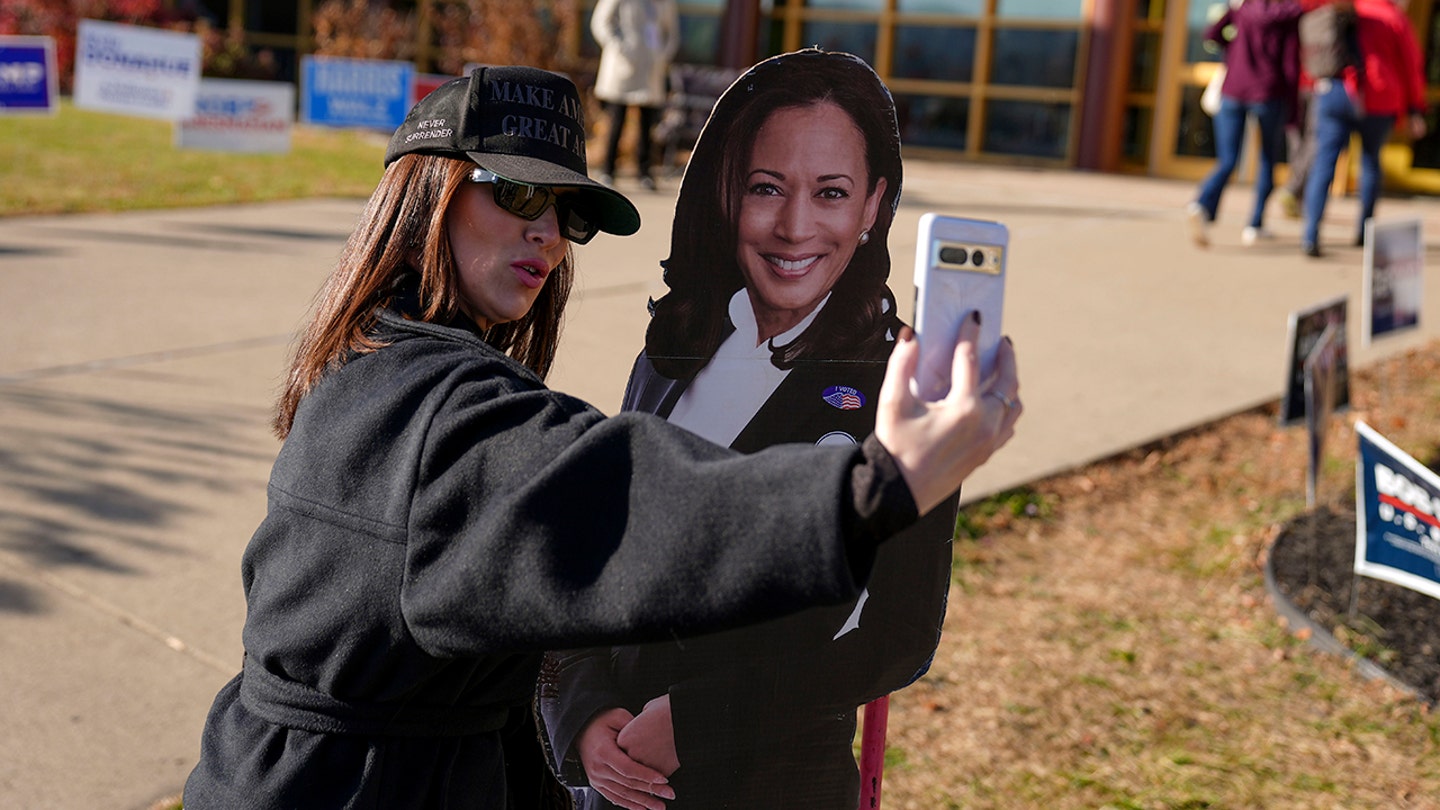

{"left": 1280, "top": 295, "right": 1350, "bottom": 427}
{"left": 301, "top": 55, "right": 413, "bottom": 131}
{"left": 1363, "top": 218, "right": 1423, "bottom": 346}
{"left": 0, "top": 36, "right": 58, "bottom": 114}
{"left": 1355, "top": 422, "right": 1440, "bottom": 601}
{"left": 1303, "top": 321, "right": 1340, "bottom": 508}
{"left": 73, "top": 19, "right": 200, "bottom": 120}
{"left": 176, "top": 78, "right": 294, "bottom": 154}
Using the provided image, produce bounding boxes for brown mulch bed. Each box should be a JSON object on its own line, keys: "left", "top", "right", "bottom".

{"left": 879, "top": 338, "right": 1440, "bottom": 808}
{"left": 1270, "top": 502, "right": 1440, "bottom": 704}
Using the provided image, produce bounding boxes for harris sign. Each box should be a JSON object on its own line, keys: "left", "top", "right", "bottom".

{"left": 300, "top": 55, "right": 413, "bottom": 131}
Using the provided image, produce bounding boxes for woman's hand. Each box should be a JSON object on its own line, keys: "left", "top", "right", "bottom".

{"left": 576, "top": 707, "right": 676, "bottom": 810}
{"left": 876, "top": 314, "right": 1021, "bottom": 515}
{"left": 617, "top": 694, "right": 681, "bottom": 776}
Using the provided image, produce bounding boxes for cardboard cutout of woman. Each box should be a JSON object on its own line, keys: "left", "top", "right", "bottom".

{"left": 541, "top": 49, "right": 956, "bottom": 810}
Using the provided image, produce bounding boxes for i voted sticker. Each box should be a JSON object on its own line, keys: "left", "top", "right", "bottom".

{"left": 822, "top": 385, "right": 864, "bottom": 411}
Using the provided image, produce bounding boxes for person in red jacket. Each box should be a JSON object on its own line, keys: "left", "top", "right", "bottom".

{"left": 1300, "top": 0, "right": 1428, "bottom": 257}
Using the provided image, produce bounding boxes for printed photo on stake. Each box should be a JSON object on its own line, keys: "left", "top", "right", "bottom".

{"left": 540, "top": 49, "right": 957, "bottom": 810}
{"left": 1363, "top": 219, "right": 1424, "bottom": 345}
{"left": 1280, "top": 295, "right": 1351, "bottom": 427}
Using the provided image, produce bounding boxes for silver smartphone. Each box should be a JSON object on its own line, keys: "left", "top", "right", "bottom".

{"left": 911, "top": 213, "right": 1008, "bottom": 402}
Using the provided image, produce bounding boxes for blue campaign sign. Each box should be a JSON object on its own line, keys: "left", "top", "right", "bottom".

{"left": 1355, "top": 421, "right": 1440, "bottom": 601}
{"left": 0, "top": 36, "right": 58, "bottom": 114}
{"left": 301, "top": 56, "right": 414, "bottom": 131}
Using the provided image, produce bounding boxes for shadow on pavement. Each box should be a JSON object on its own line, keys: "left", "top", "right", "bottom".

{"left": 0, "top": 383, "right": 273, "bottom": 614}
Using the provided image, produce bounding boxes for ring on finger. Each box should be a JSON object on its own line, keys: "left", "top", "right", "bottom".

{"left": 986, "top": 390, "right": 1016, "bottom": 410}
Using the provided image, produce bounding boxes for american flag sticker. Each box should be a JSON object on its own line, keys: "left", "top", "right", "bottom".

{"left": 822, "top": 385, "right": 865, "bottom": 411}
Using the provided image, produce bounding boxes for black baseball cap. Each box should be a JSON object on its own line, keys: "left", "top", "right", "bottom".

{"left": 385, "top": 66, "right": 640, "bottom": 238}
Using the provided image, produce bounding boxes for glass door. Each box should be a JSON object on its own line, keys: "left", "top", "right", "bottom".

{"left": 1150, "top": 0, "right": 1226, "bottom": 179}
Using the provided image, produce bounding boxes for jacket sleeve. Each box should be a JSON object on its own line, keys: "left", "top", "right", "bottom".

{"left": 399, "top": 371, "right": 916, "bottom": 659}
{"left": 539, "top": 648, "right": 620, "bottom": 786}
{"left": 590, "top": 0, "right": 621, "bottom": 49}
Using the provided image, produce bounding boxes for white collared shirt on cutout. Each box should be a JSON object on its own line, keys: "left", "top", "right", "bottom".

{"left": 667, "top": 289, "right": 830, "bottom": 447}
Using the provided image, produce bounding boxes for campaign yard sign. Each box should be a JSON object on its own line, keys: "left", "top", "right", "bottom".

{"left": 301, "top": 55, "right": 414, "bottom": 131}
{"left": 74, "top": 19, "right": 200, "bottom": 120}
{"left": 1303, "top": 320, "right": 1341, "bottom": 508}
{"left": 1280, "top": 295, "right": 1350, "bottom": 426}
{"left": 0, "top": 36, "right": 58, "bottom": 114}
{"left": 1355, "top": 422, "right": 1440, "bottom": 601}
{"left": 176, "top": 79, "right": 294, "bottom": 153}
{"left": 1363, "top": 219, "right": 1423, "bottom": 346}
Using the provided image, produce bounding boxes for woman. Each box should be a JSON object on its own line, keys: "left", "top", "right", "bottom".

{"left": 1185, "top": 0, "right": 1304, "bottom": 248}
{"left": 542, "top": 51, "right": 958, "bottom": 810}
{"left": 591, "top": 0, "right": 680, "bottom": 189}
{"left": 182, "top": 64, "right": 1022, "bottom": 810}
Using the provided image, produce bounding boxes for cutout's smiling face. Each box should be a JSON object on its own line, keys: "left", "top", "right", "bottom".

{"left": 735, "top": 101, "right": 886, "bottom": 343}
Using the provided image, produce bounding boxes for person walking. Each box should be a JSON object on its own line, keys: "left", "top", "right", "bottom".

{"left": 591, "top": 0, "right": 680, "bottom": 190}
{"left": 1185, "top": 0, "right": 1305, "bottom": 248}
{"left": 1300, "top": 0, "right": 1428, "bottom": 257}
{"left": 181, "top": 64, "right": 1022, "bottom": 809}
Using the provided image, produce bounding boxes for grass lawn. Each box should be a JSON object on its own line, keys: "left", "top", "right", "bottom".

{"left": 0, "top": 101, "right": 386, "bottom": 217}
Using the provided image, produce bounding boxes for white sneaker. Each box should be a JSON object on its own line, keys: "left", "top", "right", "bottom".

{"left": 1240, "top": 226, "right": 1274, "bottom": 246}
{"left": 1185, "top": 202, "right": 1209, "bottom": 248}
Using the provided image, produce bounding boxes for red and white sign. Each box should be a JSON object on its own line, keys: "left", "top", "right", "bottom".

{"left": 176, "top": 78, "right": 294, "bottom": 154}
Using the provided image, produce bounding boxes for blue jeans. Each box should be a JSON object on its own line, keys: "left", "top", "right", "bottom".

{"left": 1301, "top": 80, "right": 1396, "bottom": 248}
{"left": 1195, "top": 95, "right": 1286, "bottom": 229}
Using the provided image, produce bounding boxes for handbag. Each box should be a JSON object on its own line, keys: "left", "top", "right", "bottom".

{"left": 1201, "top": 65, "right": 1226, "bottom": 116}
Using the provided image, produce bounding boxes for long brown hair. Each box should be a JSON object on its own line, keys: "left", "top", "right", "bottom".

{"left": 273, "top": 154, "right": 574, "bottom": 438}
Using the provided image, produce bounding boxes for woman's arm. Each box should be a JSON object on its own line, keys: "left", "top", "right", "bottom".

{"left": 395, "top": 315, "right": 1015, "bottom": 658}
{"left": 398, "top": 375, "right": 909, "bottom": 657}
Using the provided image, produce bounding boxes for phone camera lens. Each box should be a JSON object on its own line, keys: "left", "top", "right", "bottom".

{"left": 971, "top": 252, "right": 985, "bottom": 267}
{"left": 939, "top": 247, "right": 969, "bottom": 265}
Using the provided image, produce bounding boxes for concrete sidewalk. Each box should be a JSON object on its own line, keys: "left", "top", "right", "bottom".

{"left": 1, "top": 161, "right": 1438, "bottom": 809}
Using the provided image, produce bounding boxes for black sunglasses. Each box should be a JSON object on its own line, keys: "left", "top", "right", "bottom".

{"left": 468, "top": 168, "right": 600, "bottom": 244}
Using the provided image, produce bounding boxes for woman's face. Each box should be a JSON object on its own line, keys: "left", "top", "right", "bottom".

{"left": 735, "top": 101, "right": 887, "bottom": 342}
{"left": 445, "top": 179, "right": 569, "bottom": 329}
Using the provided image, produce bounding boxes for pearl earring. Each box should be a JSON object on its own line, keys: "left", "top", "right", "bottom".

{"left": 859, "top": 230, "right": 870, "bottom": 245}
